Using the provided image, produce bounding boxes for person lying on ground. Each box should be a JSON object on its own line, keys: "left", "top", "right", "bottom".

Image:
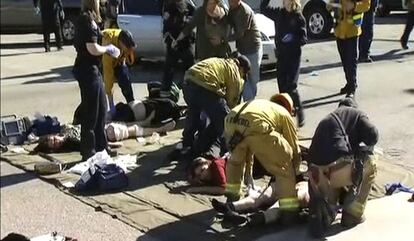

{"left": 186, "top": 155, "right": 228, "bottom": 195}
{"left": 211, "top": 180, "right": 310, "bottom": 226}
{"left": 112, "top": 98, "right": 186, "bottom": 124}
{"left": 32, "top": 121, "right": 176, "bottom": 153}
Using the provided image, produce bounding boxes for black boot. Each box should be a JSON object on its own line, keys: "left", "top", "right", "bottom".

{"left": 296, "top": 107, "right": 305, "bottom": 128}
{"left": 211, "top": 198, "right": 230, "bottom": 213}
{"left": 340, "top": 84, "right": 350, "bottom": 94}
{"left": 289, "top": 90, "right": 305, "bottom": 127}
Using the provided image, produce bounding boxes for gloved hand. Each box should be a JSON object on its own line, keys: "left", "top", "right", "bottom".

{"left": 282, "top": 33, "right": 294, "bottom": 43}
{"left": 34, "top": 7, "right": 40, "bottom": 15}
{"left": 105, "top": 44, "right": 121, "bottom": 58}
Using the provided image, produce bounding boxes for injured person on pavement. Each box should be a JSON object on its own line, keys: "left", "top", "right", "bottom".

{"left": 211, "top": 180, "right": 310, "bottom": 226}
{"left": 186, "top": 154, "right": 229, "bottom": 195}
{"left": 32, "top": 121, "right": 176, "bottom": 154}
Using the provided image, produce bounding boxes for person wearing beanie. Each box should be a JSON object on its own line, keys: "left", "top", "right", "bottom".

{"left": 224, "top": 95, "right": 302, "bottom": 226}
{"left": 307, "top": 97, "right": 378, "bottom": 237}
{"left": 181, "top": 56, "right": 249, "bottom": 161}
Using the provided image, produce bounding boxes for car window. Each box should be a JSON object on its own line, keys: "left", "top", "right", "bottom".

{"left": 124, "top": 0, "right": 162, "bottom": 15}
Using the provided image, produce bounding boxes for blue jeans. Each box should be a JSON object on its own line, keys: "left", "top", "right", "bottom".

{"left": 242, "top": 45, "right": 263, "bottom": 101}
{"left": 359, "top": 9, "right": 375, "bottom": 58}
{"left": 182, "top": 81, "right": 229, "bottom": 158}
{"left": 115, "top": 64, "right": 134, "bottom": 102}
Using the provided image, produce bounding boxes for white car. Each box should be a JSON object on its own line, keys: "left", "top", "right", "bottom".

{"left": 117, "top": 0, "right": 277, "bottom": 69}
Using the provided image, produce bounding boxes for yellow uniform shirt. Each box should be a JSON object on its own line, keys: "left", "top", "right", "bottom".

{"left": 184, "top": 58, "right": 244, "bottom": 108}
{"left": 224, "top": 99, "right": 301, "bottom": 167}
{"left": 102, "top": 29, "right": 135, "bottom": 95}
{"left": 332, "top": 0, "right": 371, "bottom": 39}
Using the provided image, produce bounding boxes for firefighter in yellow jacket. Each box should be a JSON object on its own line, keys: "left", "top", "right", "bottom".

{"left": 224, "top": 94, "right": 302, "bottom": 225}
{"left": 102, "top": 29, "right": 136, "bottom": 113}
{"left": 329, "top": 0, "right": 370, "bottom": 97}
{"left": 182, "top": 56, "right": 250, "bottom": 161}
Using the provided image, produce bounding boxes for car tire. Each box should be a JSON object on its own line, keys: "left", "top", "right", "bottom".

{"left": 61, "top": 14, "right": 77, "bottom": 44}
{"left": 376, "top": 2, "right": 390, "bottom": 17}
{"left": 304, "top": 5, "right": 333, "bottom": 39}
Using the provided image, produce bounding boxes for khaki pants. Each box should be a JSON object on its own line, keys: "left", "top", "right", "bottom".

{"left": 310, "top": 154, "right": 377, "bottom": 219}
{"left": 226, "top": 131, "right": 299, "bottom": 211}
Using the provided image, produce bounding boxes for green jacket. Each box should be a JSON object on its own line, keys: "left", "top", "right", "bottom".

{"left": 182, "top": 0, "right": 231, "bottom": 60}
{"left": 185, "top": 58, "right": 244, "bottom": 108}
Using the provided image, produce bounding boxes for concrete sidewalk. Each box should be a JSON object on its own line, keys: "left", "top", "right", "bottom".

{"left": 0, "top": 161, "right": 145, "bottom": 241}
{"left": 255, "top": 192, "right": 414, "bottom": 241}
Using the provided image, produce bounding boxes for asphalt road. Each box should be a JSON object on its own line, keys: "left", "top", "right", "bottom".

{"left": 1, "top": 15, "right": 414, "bottom": 240}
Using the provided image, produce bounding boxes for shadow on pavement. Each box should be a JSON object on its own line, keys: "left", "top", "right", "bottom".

{"left": 303, "top": 93, "right": 343, "bottom": 105}
{"left": 1, "top": 66, "right": 75, "bottom": 84}
{"left": 375, "top": 13, "right": 407, "bottom": 25}
{"left": 371, "top": 49, "right": 414, "bottom": 61}
{"left": 403, "top": 88, "right": 414, "bottom": 95}
{"left": 0, "top": 170, "right": 36, "bottom": 189}
{"left": 0, "top": 42, "right": 44, "bottom": 50}
{"left": 0, "top": 51, "right": 46, "bottom": 57}
{"left": 303, "top": 99, "right": 343, "bottom": 109}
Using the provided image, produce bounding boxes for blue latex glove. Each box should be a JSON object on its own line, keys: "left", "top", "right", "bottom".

{"left": 105, "top": 44, "right": 120, "bottom": 58}
{"left": 282, "top": 33, "right": 294, "bottom": 43}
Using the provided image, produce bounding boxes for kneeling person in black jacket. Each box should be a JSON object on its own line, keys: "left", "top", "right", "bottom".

{"left": 307, "top": 97, "right": 378, "bottom": 237}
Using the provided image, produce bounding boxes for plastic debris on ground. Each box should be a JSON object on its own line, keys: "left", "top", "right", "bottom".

{"left": 68, "top": 150, "right": 137, "bottom": 175}
{"left": 310, "top": 71, "right": 319, "bottom": 76}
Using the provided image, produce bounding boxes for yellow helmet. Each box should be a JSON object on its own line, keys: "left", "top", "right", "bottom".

{"left": 270, "top": 93, "right": 294, "bottom": 116}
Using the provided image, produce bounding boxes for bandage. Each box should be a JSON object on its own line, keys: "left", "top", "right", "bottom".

{"left": 133, "top": 125, "right": 144, "bottom": 137}
{"left": 106, "top": 123, "right": 129, "bottom": 141}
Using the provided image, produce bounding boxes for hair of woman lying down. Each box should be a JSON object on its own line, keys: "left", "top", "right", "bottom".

{"left": 113, "top": 102, "right": 135, "bottom": 122}
{"left": 188, "top": 157, "right": 213, "bottom": 185}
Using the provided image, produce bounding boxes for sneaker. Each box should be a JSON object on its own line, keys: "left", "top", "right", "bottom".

{"left": 346, "top": 91, "right": 355, "bottom": 98}
{"left": 45, "top": 47, "right": 51, "bottom": 52}
{"left": 57, "top": 46, "right": 63, "bottom": 51}
{"left": 400, "top": 39, "right": 409, "bottom": 50}
{"left": 341, "top": 212, "right": 365, "bottom": 228}
{"left": 339, "top": 84, "right": 350, "bottom": 94}
{"left": 296, "top": 107, "right": 305, "bottom": 128}
{"left": 224, "top": 210, "right": 247, "bottom": 225}
{"left": 211, "top": 198, "right": 229, "bottom": 213}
